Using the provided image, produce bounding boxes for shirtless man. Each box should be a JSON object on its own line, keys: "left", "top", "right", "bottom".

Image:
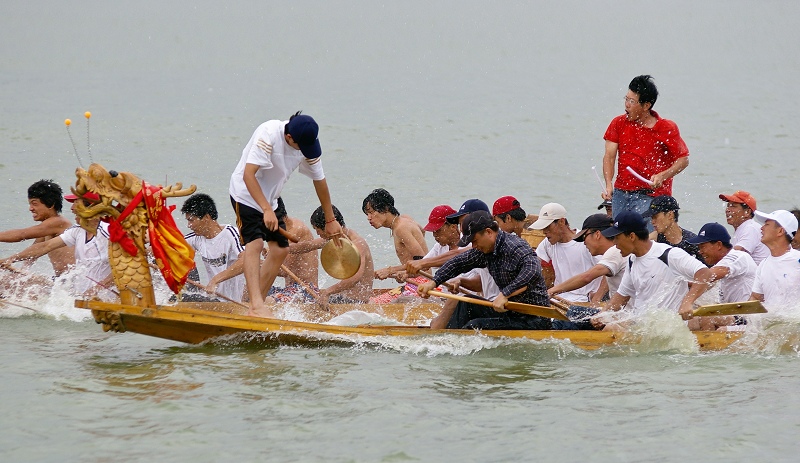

{"left": 1, "top": 192, "right": 112, "bottom": 299}
{"left": 310, "top": 205, "right": 374, "bottom": 308}
{"left": 362, "top": 188, "right": 427, "bottom": 280}
{"left": 0, "top": 180, "right": 74, "bottom": 276}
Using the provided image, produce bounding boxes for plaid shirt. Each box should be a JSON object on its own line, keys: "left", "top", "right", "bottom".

{"left": 433, "top": 230, "right": 549, "bottom": 307}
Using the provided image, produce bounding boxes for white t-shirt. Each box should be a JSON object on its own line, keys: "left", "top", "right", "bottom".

{"left": 184, "top": 224, "right": 245, "bottom": 301}
{"left": 536, "top": 238, "right": 600, "bottom": 302}
{"left": 714, "top": 249, "right": 757, "bottom": 303}
{"left": 229, "top": 120, "right": 325, "bottom": 212}
{"left": 732, "top": 219, "right": 769, "bottom": 265}
{"left": 751, "top": 248, "right": 800, "bottom": 315}
{"left": 59, "top": 222, "right": 112, "bottom": 294}
{"left": 596, "top": 245, "right": 627, "bottom": 297}
{"left": 617, "top": 241, "right": 706, "bottom": 315}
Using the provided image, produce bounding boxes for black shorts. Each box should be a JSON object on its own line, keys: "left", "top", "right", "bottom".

{"left": 230, "top": 196, "right": 289, "bottom": 247}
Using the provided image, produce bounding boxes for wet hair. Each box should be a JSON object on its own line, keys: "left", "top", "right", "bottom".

{"left": 671, "top": 209, "right": 680, "bottom": 221}
{"left": 180, "top": 193, "right": 218, "bottom": 220}
{"left": 311, "top": 205, "right": 345, "bottom": 229}
{"left": 629, "top": 75, "right": 658, "bottom": 109}
{"left": 27, "top": 179, "right": 63, "bottom": 213}
{"left": 362, "top": 188, "right": 399, "bottom": 215}
{"left": 496, "top": 207, "right": 527, "bottom": 222}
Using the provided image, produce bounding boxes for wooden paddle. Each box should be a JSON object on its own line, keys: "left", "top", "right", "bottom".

{"left": 184, "top": 278, "right": 249, "bottom": 309}
{"left": 278, "top": 228, "right": 300, "bottom": 243}
{"left": 281, "top": 264, "right": 320, "bottom": 301}
{"left": 693, "top": 301, "right": 767, "bottom": 317}
{"left": 426, "top": 289, "right": 569, "bottom": 321}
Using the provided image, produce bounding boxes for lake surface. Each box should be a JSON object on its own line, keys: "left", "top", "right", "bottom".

{"left": 2, "top": 1, "right": 800, "bottom": 461}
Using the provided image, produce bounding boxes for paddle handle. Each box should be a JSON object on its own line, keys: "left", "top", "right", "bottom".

{"left": 417, "top": 270, "right": 457, "bottom": 293}
{"left": 185, "top": 278, "right": 249, "bottom": 309}
{"left": 281, "top": 264, "right": 321, "bottom": 301}
{"left": 278, "top": 228, "right": 299, "bottom": 243}
{"left": 427, "top": 289, "right": 568, "bottom": 321}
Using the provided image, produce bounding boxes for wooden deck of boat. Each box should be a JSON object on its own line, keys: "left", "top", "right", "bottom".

{"left": 74, "top": 299, "right": 743, "bottom": 351}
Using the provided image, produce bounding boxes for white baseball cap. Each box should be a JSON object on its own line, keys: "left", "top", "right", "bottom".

{"left": 528, "top": 203, "right": 567, "bottom": 230}
{"left": 753, "top": 209, "right": 798, "bottom": 236}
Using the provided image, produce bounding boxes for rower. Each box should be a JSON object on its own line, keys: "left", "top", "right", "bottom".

{"left": 685, "top": 222, "right": 756, "bottom": 331}
{"left": 589, "top": 211, "right": 714, "bottom": 331}
{"left": 1, "top": 192, "right": 113, "bottom": 299}
{"left": 548, "top": 214, "right": 627, "bottom": 330}
{"left": 0, "top": 180, "right": 74, "bottom": 276}
{"left": 309, "top": 205, "right": 374, "bottom": 310}
{"left": 181, "top": 193, "right": 245, "bottom": 303}
{"left": 718, "top": 190, "right": 769, "bottom": 265}
{"left": 417, "top": 210, "right": 552, "bottom": 330}
{"left": 529, "top": 203, "right": 600, "bottom": 303}
{"left": 643, "top": 195, "right": 705, "bottom": 265}
{"left": 362, "top": 188, "right": 428, "bottom": 281}
{"left": 750, "top": 210, "right": 800, "bottom": 317}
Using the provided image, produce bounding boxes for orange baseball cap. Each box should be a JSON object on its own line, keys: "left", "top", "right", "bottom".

{"left": 719, "top": 190, "right": 756, "bottom": 211}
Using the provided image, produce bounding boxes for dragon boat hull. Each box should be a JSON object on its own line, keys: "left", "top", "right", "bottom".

{"left": 74, "top": 299, "right": 743, "bottom": 351}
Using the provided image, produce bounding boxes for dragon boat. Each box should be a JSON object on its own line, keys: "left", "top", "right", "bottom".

{"left": 71, "top": 163, "right": 746, "bottom": 352}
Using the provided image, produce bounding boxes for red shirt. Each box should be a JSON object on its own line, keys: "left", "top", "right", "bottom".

{"left": 604, "top": 111, "right": 689, "bottom": 197}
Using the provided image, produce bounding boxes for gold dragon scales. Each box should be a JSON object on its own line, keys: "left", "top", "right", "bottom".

{"left": 73, "top": 163, "right": 196, "bottom": 308}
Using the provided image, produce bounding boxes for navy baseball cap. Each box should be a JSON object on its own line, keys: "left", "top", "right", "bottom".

{"left": 458, "top": 211, "right": 495, "bottom": 247}
{"left": 446, "top": 199, "right": 489, "bottom": 224}
{"left": 687, "top": 222, "right": 731, "bottom": 246}
{"left": 285, "top": 114, "right": 322, "bottom": 159}
{"left": 602, "top": 211, "right": 649, "bottom": 238}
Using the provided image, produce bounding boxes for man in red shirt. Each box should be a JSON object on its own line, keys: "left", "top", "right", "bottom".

{"left": 602, "top": 75, "right": 690, "bottom": 225}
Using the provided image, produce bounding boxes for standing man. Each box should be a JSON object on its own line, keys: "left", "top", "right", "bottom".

{"left": 643, "top": 195, "right": 705, "bottom": 264}
{"left": 602, "top": 75, "right": 690, "bottom": 219}
{"left": 417, "top": 211, "right": 552, "bottom": 330}
{"left": 181, "top": 193, "right": 245, "bottom": 302}
{"left": 529, "top": 203, "right": 600, "bottom": 303}
{"left": 750, "top": 210, "right": 800, "bottom": 315}
{"left": 718, "top": 190, "right": 769, "bottom": 265}
{"left": 0, "top": 180, "right": 74, "bottom": 276}
{"left": 229, "top": 112, "right": 342, "bottom": 318}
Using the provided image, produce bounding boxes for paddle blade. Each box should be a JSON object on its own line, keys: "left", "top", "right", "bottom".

{"left": 693, "top": 301, "right": 767, "bottom": 317}
{"left": 505, "top": 301, "right": 570, "bottom": 321}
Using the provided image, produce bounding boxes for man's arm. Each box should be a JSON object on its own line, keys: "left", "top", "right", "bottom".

{"left": 207, "top": 256, "right": 245, "bottom": 291}
{"left": 602, "top": 140, "right": 619, "bottom": 200}
{"left": 651, "top": 156, "right": 689, "bottom": 190}
{"left": 548, "top": 264, "right": 610, "bottom": 297}
{"left": 678, "top": 267, "right": 713, "bottom": 320}
{"left": 312, "top": 178, "right": 343, "bottom": 243}
{"left": 0, "top": 218, "right": 69, "bottom": 243}
{"left": 243, "top": 163, "right": 276, "bottom": 230}
{"left": 2, "top": 236, "right": 67, "bottom": 263}
{"left": 406, "top": 247, "right": 467, "bottom": 275}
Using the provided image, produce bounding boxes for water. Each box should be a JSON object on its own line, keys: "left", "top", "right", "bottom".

{"left": 2, "top": 1, "right": 800, "bottom": 461}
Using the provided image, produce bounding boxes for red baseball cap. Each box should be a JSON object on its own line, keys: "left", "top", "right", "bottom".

{"left": 492, "top": 195, "right": 521, "bottom": 216}
{"left": 65, "top": 192, "right": 101, "bottom": 203}
{"left": 719, "top": 190, "right": 756, "bottom": 211}
{"left": 424, "top": 205, "right": 457, "bottom": 232}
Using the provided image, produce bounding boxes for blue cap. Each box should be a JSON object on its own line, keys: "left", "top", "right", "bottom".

{"left": 458, "top": 211, "right": 495, "bottom": 247}
{"left": 687, "top": 222, "right": 731, "bottom": 246}
{"left": 285, "top": 114, "right": 322, "bottom": 159}
{"left": 446, "top": 199, "right": 489, "bottom": 224}
{"left": 602, "top": 211, "right": 649, "bottom": 238}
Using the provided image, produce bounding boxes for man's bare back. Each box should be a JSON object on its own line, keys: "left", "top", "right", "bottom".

{"left": 281, "top": 216, "right": 319, "bottom": 287}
